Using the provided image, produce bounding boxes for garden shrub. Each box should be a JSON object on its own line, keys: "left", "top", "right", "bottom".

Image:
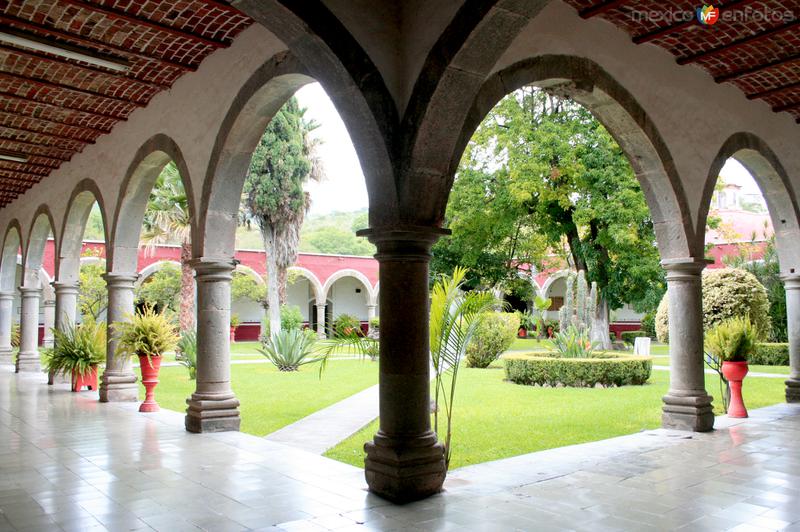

{"left": 620, "top": 330, "right": 646, "bottom": 345}
{"left": 504, "top": 352, "right": 652, "bottom": 387}
{"left": 640, "top": 312, "right": 656, "bottom": 338}
{"left": 655, "top": 268, "right": 770, "bottom": 343}
{"left": 281, "top": 305, "right": 304, "bottom": 331}
{"left": 750, "top": 343, "right": 789, "bottom": 366}
{"left": 465, "top": 312, "right": 519, "bottom": 368}
{"left": 333, "top": 313, "right": 361, "bottom": 337}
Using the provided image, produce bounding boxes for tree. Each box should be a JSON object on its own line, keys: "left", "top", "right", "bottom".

{"left": 141, "top": 162, "right": 194, "bottom": 331}
{"left": 79, "top": 261, "right": 107, "bottom": 322}
{"left": 242, "top": 97, "right": 323, "bottom": 334}
{"left": 436, "top": 87, "right": 663, "bottom": 348}
{"left": 302, "top": 226, "right": 375, "bottom": 256}
{"left": 231, "top": 271, "right": 267, "bottom": 308}
{"left": 135, "top": 265, "right": 181, "bottom": 314}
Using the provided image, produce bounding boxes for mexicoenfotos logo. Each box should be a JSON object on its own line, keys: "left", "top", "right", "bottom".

{"left": 697, "top": 5, "right": 720, "bottom": 25}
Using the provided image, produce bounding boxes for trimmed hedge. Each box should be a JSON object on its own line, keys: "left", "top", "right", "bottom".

{"left": 504, "top": 351, "right": 652, "bottom": 388}
{"left": 620, "top": 330, "right": 647, "bottom": 344}
{"left": 750, "top": 343, "right": 789, "bottom": 366}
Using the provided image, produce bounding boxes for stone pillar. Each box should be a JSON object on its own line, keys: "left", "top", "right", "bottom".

{"left": 53, "top": 282, "right": 79, "bottom": 332}
{"left": 42, "top": 299, "right": 55, "bottom": 348}
{"left": 0, "top": 291, "right": 14, "bottom": 365}
{"left": 17, "top": 287, "right": 41, "bottom": 373}
{"left": 360, "top": 226, "right": 447, "bottom": 503}
{"left": 661, "top": 259, "right": 714, "bottom": 432}
{"left": 185, "top": 259, "right": 240, "bottom": 433}
{"left": 316, "top": 304, "right": 326, "bottom": 339}
{"left": 99, "top": 273, "right": 138, "bottom": 402}
{"left": 367, "top": 304, "right": 377, "bottom": 321}
{"left": 783, "top": 275, "right": 800, "bottom": 402}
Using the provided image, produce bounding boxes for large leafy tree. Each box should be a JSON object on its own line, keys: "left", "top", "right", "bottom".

{"left": 242, "top": 97, "right": 323, "bottom": 333}
{"left": 141, "top": 163, "right": 194, "bottom": 331}
{"left": 436, "top": 87, "right": 663, "bottom": 347}
{"left": 135, "top": 264, "right": 182, "bottom": 314}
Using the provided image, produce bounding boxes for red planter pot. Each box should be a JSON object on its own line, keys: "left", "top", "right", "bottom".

{"left": 721, "top": 360, "right": 749, "bottom": 418}
{"left": 230, "top": 326, "right": 237, "bottom": 342}
{"left": 518, "top": 328, "right": 527, "bottom": 338}
{"left": 71, "top": 365, "right": 98, "bottom": 392}
{"left": 138, "top": 354, "right": 162, "bottom": 413}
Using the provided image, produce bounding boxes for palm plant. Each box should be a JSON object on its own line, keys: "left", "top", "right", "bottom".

{"left": 141, "top": 162, "right": 194, "bottom": 331}
{"left": 114, "top": 306, "right": 178, "bottom": 365}
{"left": 430, "top": 267, "right": 498, "bottom": 470}
{"left": 43, "top": 320, "right": 106, "bottom": 376}
{"left": 176, "top": 330, "right": 197, "bottom": 379}
{"left": 259, "top": 328, "right": 322, "bottom": 371}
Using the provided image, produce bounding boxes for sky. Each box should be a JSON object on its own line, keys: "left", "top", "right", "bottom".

{"left": 295, "top": 82, "right": 764, "bottom": 215}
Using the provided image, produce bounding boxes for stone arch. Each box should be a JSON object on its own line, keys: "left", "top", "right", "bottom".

{"left": 135, "top": 260, "right": 182, "bottom": 289}
{"left": 56, "top": 180, "right": 108, "bottom": 286}
{"left": 109, "top": 134, "right": 195, "bottom": 274}
{"left": 23, "top": 205, "right": 57, "bottom": 287}
{"left": 541, "top": 270, "right": 571, "bottom": 299}
{"left": 287, "top": 266, "right": 323, "bottom": 304}
{"left": 449, "top": 55, "right": 694, "bottom": 261}
{"left": 699, "top": 133, "right": 800, "bottom": 275}
{"left": 371, "top": 281, "right": 380, "bottom": 307}
{"left": 322, "top": 269, "right": 375, "bottom": 304}
{"left": 0, "top": 221, "right": 23, "bottom": 292}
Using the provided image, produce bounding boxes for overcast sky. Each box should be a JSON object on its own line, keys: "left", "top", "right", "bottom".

{"left": 296, "top": 83, "right": 763, "bottom": 216}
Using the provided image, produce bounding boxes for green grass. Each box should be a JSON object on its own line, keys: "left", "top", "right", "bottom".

{"left": 649, "top": 354, "right": 789, "bottom": 375}
{"left": 324, "top": 366, "right": 786, "bottom": 470}
{"left": 141, "top": 359, "right": 378, "bottom": 435}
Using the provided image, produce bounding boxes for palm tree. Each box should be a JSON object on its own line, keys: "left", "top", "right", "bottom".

{"left": 141, "top": 162, "right": 194, "bottom": 331}
{"left": 242, "top": 97, "right": 323, "bottom": 334}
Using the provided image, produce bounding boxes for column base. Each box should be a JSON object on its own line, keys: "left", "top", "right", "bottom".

{"left": 15, "top": 351, "right": 40, "bottom": 373}
{"left": 185, "top": 393, "right": 241, "bottom": 433}
{"left": 662, "top": 392, "right": 714, "bottom": 432}
{"left": 364, "top": 430, "right": 446, "bottom": 503}
{"left": 0, "top": 348, "right": 13, "bottom": 366}
{"left": 786, "top": 379, "right": 800, "bottom": 403}
{"left": 99, "top": 371, "right": 139, "bottom": 402}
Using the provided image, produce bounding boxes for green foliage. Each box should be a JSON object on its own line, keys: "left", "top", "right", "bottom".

{"left": 333, "top": 314, "right": 361, "bottom": 338}
{"left": 79, "top": 261, "right": 107, "bottom": 321}
{"left": 704, "top": 316, "right": 757, "bottom": 363}
{"left": 231, "top": 271, "right": 266, "bottom": 306}
{"left": 10, "top": 323, "right": 19, "bottom": 348}
{"left": 504, "top": 352, "right": 652, "bottom": 387}
{"left": 750, "top": 343, "right": 789, "bottom": 366}
{"left": 640, "top": 312, "right": 656, "bottom": 338}
{"left": 368, "top": 317, "right": 380, "bottom": 330}
{"left": 301, "top": 226, "right": 375, "bottom": 256}
{"left": 135, "top": 264, "right": 181, "bottom": 313}
{"left": 259, "top": 328, "right": 321, "bottom": 371}
{"left": 142, "top": 162, "right": 190, "bottom": 246}
{"left": 465, "top": 312, "right": 520, "bottom": 368}
{"left": 620, "top": 331, "right": 646, "bottom": 345}
{"left": 230, "top": 313, "right": 241, "bottom": 329}
{"left": 551, "top": 325, "right": 596, "bottom": 358}
{"left": 83, "top": 202, "right": 105, "bottom": 242}
{"left": 43, "top": 321, "right": 106, "bottom": 376}
{"left": 114, "top": 306, "right": 178, "bottom": 362}
{"left": 430, "top": 267, "right": 499, "bottom": 469}
{"left": 656, "top": 268, "right": 771, "bottom": 342}
{"left": 281, "top": 305, "right": 304, "bottom": 331}
{"left": 176, "top": 330, "right": 197, "bottom": 379}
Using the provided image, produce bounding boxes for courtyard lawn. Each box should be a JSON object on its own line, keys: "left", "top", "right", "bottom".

{"left": 324, "top": 365, "right": 786, "bottom": 470}
{"left": 140, "top": 359, "right": 378, "bottom": 435}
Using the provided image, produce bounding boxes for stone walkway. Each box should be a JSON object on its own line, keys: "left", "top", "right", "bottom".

{"left": 3, "top": 366, "right": 800, "bottom": 531}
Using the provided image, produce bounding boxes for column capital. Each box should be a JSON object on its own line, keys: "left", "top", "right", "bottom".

{"left": 103, "top": 272, "right": 138, "bottom": 289}
{"left": 661, "top": 257, "right": 712, "bottom": 280}
{"left": 780, "top": 274, "right": 800, "bottom": 290}
{"left": 18, "top": 286, "right": 42, "bottom": 297}
{"left": 43, "top": 300, "right": 56, "bottom": 308}
{"left": 357, "top": 225, "right": 451, "bottom": 261}
{"left": 190, "top": 258, "right": 236, "bottom": 281}
{"left": 0, "top": 291, "right": 14, "bottom": 301}
{"left": 52, "top": 281, "right": 80, "bottom": 294}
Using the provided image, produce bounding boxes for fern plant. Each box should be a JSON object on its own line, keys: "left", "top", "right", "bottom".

{"left": 43, "top": 320, "right": 106, "bottom": 376}
{"left": 259, "top": 328, "right": 321, "bottom": 371}
{"left": 176, "top": 330, "right": 197, "bottom": 379}
{"left": 114, "top": 306, "right": 178, "bottom": 366}
{"left": 704, "top": 316, "right": 756, "bottom": 363}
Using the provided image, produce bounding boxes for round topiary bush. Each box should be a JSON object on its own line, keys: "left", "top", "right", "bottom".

{"left": 465, "top": 312, "right": 519, "bottom": 368}
{"left": 655, "top": 268, "right": 771, "bottom": 343}
{"left": 503, "top": 352, "right": 652, "bottom": 387}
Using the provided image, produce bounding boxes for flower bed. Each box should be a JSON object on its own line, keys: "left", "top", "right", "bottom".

{"left": 504, "top": 351, "right": 652, "bottom": 388}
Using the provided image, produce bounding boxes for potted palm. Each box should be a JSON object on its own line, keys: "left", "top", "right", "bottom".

{"left": 517, "top": 311, "right": 534, "bottom": 338}
{"left": 43, "top": 320, "right": 106, "bottom": 392}
{"left": 115, "top": 306, "right": 178, "bottom": 412}
{"left": 705, "top": 316, "right": 756, "bottom": 418}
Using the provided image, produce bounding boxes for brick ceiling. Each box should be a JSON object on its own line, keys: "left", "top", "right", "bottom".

{"left": 0, "top": 0, "right": 252, "bottom": 207}
{"left": 0, "top": 1, "right": 798, "bottom": 208}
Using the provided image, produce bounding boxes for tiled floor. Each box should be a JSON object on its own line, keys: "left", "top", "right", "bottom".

{"left": 1, "top": 366, "right": 799, "bottom": 531}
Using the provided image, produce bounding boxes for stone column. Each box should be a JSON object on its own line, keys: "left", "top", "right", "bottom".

{"left": 783, "top": 275, "right": 800, "bottom": 402}
{"left": 661, "top": 259, "right": 714, "bottom": 432}
{"left": 185, "top": 259, "right": 240, "bottom": 433}
{"left": 99, "top": 273, "right": 138, "bottom": 402}
{"left": 316, "top": 303, "right": 326, "bottom": 339}
{"left": 53, "top": 282, "right": 79, "bottom": 332}
{"left": 0, "top": 291, "right": 14, "bottom": 365}
{"left": 16, "top": 287, "right": 41, "bottom": 373}
{"left": 42, "top": 299, "right": 55, "bottom": 348}
{"left": 367, "top": 304, "right": 377, "bottom": 321}
{"left": 360, "top": 226, "right": 447, "bottom": 503}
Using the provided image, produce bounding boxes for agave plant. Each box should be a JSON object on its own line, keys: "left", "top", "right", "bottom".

{"left": 43, "top": 320, "right": 106, "bottom": 376}
{"left": 259, "top": 328, "right": 322, "bottom": 371}
{"left": 430, "top": 267, "right": 498, "bottom": 470}
{"left": 114, "top": 306, "right": 178, "bottom": 365}
{"left": 176, "top": 330, "right": 197, "bottom": 379}
{"left": 552, "top": 325, "right": 597, "bottom": 358}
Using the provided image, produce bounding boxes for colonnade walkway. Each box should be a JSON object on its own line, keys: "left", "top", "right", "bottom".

{"left": 1, "top": 365, "right": 799, "bottom": 531}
